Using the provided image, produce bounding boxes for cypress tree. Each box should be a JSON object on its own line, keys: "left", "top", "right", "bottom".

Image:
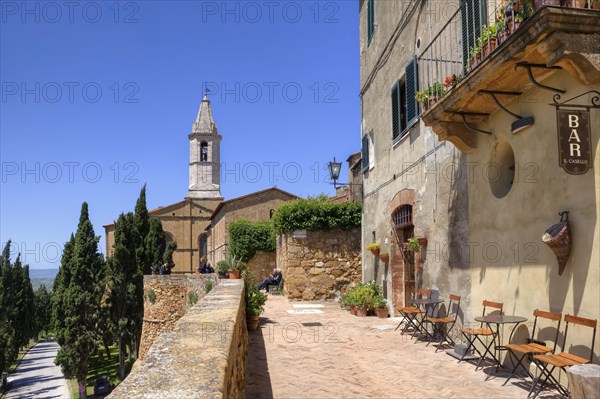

{"left": 33, "top": 284, "right": 52, "bottom": 340}
{"left": 12, "top": 258, "right": 35, "bottom": 347}
{"left": 55, "top": 202, "right": 104, "bottom": 399}
{"left": 134, "top": 184, "right": 150, "bottom": 274}
{"left": 106, "top": 212, "right": 140, "bottom": 378}
{"left": 52, "top": 234, "right": 74, "bottom": 344}
{"left": 0, "top": 241, "right": 16, "bottom": 375}
{"left": 145, "top": 217, "right": 166, "bottom": 268}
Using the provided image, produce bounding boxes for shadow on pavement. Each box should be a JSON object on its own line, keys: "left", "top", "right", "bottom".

{"left": 245, "top": 318, "right": 274, "bottom": 399}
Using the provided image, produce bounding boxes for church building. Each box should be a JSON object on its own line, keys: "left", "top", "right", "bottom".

{"left": 104, "top": 95, "right": 297, "bottom": 273}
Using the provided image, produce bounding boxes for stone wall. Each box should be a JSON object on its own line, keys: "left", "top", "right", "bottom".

{"left": 277, "top": 228, "right": 362, "bottom": 300}
{"left": 139, "top": 274, "right": 219, "bottom": 361}
{"left": 247, "top": 250, "right": 276, "bottom": 281}
{"left": 108, "top": 279, "right": 247, "bottom": 399}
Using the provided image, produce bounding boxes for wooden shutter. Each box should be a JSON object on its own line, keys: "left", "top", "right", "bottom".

{"left": 367, "top": 0, "right": 374, "bottom": 44}
{"left": 405, "top": 57, "right": 419, "bottom": 126}
{"left": 361, "top": 135, "right": 369, "bottom": 171}
{"left": 461, "top": 0, "right": 486, "bottom": 70}
{"left": 391, "top": 81, "right": 401, "bottom": 140}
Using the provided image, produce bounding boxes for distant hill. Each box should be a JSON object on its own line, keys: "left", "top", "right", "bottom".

{"left": 30, "top": 268, "right": 59, "bottom": 291}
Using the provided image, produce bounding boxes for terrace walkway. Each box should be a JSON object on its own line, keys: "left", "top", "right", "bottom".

{"left": 246, "top": 295, "right": 560, "bottom": 399}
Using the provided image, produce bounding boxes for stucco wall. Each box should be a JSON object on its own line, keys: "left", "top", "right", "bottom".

{"left": 359, "top": 0, "right": 471, "bottom": 319}
{"left": 108, "top": 279, "right": 247, "bottom": 399}
{"left": 277, "top": 228, "right": 362, "bottom": 301}
{"left": 466, "top": 72, "right": 600, "bottom": 358}
{"left": 138, "top": 274, "right": 219, "bottom": 361}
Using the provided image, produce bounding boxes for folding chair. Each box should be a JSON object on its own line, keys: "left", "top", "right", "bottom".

{"left": 503, "top": 309, "right": 561, "bottom": 386}
{"left": 395, "top": 288, "right": 431, "bottom": 337}
{"left": 459, "top": 300, "right": 503, "bottom": 370}
{"left": 528, "top": 314, "right": 597, "bottom": 398}
{"left": 424, "top": 294, "right": 461, "bottom": 352}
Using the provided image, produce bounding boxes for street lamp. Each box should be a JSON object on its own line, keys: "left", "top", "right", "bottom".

{"left": 328, "top": 157, "right": 343, "bottom": 189}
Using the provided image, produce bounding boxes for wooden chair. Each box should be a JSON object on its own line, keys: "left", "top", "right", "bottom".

{"left": 424, "top": 294, "right": 461, "bottom": 351}
{"left": 395, "top": 288, "right": 431, "bottom": 336}
{"left": 459, "top": 300, "right": 503, "bottom": 370}
{"left": 528, "top": 314, "right": 597, "bottom": 398}
{"left": 503, "top": 309, "right": 562, "bottom": 386}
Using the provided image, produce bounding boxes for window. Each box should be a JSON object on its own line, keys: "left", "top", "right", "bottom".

{"left": 367, "top": 0, "right": 375, "bottom": 44}
{"left": 461, "top": 0, "right": 487, "bottom": 68}
{"left": 361, "top": 135, "right": 369, "bottom": 171}
{"left": 391, "top": 57, "right": 419, "bottom": 140}
{"left": 392, "top": 204, "right": 413, "bottom": 228}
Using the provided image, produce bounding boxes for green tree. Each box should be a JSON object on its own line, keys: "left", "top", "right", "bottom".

{"left": 145, "top": 217, "right": 166, "bottom": 268}
{"left": 133, "top": 184, "right": 150, "bottom": 274}
{"left": 33, "top": 284, "right": 52, "bottom": 340}
{"left": 0, "top": 240, "right": 17, "bottom": 375}
{"left": 163, "top": 240, "right": 177, "bottom": 272}
{"left": 106, "top": 212, "right": 142, "bottom": 378}
{"left": 52, "top": 234, "right": 74, "bottom": 343}
{"left": 55, "top": 202, "right": 105, "bottom": 399}
{"left": 12, "top": 257, "right": 35, "bottom": 347}
{"left": 229, "top": 220, "right": 276, "bottom": 262}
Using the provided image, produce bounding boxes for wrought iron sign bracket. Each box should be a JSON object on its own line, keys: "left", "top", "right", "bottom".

{"left": 515, "top": 62, "right": 565, "bottom": 94}
{"left": 550, "top": 90, "right": 600, "bottom": 110}
{"left": 453, "top": 111, "right": 491, "bottom": 135}
{"left": 478, "top": 90, "right": 525, "bottom": 119}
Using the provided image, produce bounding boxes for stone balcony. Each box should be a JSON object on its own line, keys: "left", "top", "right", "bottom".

{"left": 419, "top": 5, "right": 600, "bottom": 152}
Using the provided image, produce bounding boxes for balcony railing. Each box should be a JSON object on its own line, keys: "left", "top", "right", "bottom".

{"left": 416, "top": 0, "right": 597, "bottom": 111}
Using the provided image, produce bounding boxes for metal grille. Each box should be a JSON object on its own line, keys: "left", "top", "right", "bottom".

{"left": 393, "top": 205, "right": 413, "bottom": 228}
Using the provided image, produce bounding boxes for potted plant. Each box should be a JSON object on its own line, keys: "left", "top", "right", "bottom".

{"left": 245, "top": 278, "right": 268, "bottom": 331}
{"left": 403, "top": 237, "right": 421, "bottom": 253}
{"left": 415, "top": 90, "right": 429, "bottom": 110}
{"left": 591, "top": 0, "right": 600, "bottom": 10}
{"left": 225, "top": 255, "right": 246, "bottom": 279}
{"left": 373, "top": 295, "right": 389, "bottom": 318}
{"left": 217, "top": 259, "right": 229, "bottom": 279}
{"left": 379, "top": 252, "right": 390, "bottom": 262}
{"left": 353, "top": 284, "right": 371, "bottom": 317}
{"left": 366, "top": 242, "right": 380, "bottom": 255}
{"left": 427, "top": 82, "right": 445, "bottom": 107}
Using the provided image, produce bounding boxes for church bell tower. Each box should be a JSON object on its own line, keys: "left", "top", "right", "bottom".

{"left": 186, "top": 95, "right": 223, "bottom": 199}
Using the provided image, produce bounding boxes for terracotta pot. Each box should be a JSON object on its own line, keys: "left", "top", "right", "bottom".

{"left": 428, "top": 96, "right": 439, "bottom": 108}
{"left": 375, "top": 308, "right": 389, "bottom": 318}
{"left": 350, "top": 305, "right": 357, "bottom": 315}
{"left": 593, "top": 1, "right": 600, "bottom": 10}
{"left": 247, "top": 315, "right": 260, "bottom": 331}
{"left": 229, "top": 270, "right": 241, "bottom": 279}
{"left": 370, "top": 248, "right": 380, "bottom": 255}
{"left": 379, "top": 253, "right": 390, "bottom": 262}
{"left": 469, "top": 53, "right": 481, "bottom": 70}
{"left": 355, "top": 307, "right": 368, "bottom": 317}
{"left": 561, "top": 0, "right": 586, "bottom": 7}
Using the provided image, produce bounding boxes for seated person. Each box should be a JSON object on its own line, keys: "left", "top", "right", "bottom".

{"left": 257, "top": 268, "right": 282, "bottom": 291}
{"left": 203, "top": 262, "right": 214, "bottom": 274}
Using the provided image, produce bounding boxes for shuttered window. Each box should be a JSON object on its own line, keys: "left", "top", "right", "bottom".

{"left": 361, "top": 135, "right": 369, "bottom": 171}
{"left": 391, "top": 57, "right": 419, "bottom": 141}
{"left": 405, "top": 57, "right": 419, "bottom": 127}
{"left": 367, "top": 0, "right": 375, "bottom": 44}
{"left": 461, "top": 0, "right": 487, "bottom": 70}
{"left": 391, "top": 81, "right": 401, "bottom": 140}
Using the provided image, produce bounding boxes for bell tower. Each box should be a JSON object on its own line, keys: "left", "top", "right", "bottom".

{"left": 186, "top": 94, "right": 223, "bottom": 199}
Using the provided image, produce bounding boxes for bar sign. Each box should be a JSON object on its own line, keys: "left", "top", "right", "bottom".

{"left": 557, "top": 109, "right": 592, "bottom": 175}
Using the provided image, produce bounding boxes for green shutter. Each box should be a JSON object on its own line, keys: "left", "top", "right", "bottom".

{"left": 361, "top": 135, "right": 369, "bottom": 171}
{"left": 405, "top": 57, "right": 419, "bottom": 126}
{"left": 461, "top": 0, "right": 486, "bottom": 71}
{"left": 391, "top": 81, "right": 400, "bottom": 140}
{"left": 367, "top": 0, "right": 374, "bottom": 44}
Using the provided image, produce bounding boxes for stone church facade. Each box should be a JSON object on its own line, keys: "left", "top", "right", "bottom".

{"left": 105, "top": 95, "right": 297, "bottom": 273}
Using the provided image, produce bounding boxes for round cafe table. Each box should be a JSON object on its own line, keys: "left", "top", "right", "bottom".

{"left": 474, "top": 314, "right": 528, "bottom": 372}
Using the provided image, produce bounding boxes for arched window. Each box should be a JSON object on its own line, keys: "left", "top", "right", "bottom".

{"left": 200, "top": 142, "right": 208, "bottom": 162}
{"left": 198, "top": 233, "right": 208, "bottom": 258}
{"left": 392, "top": 204, "right": 413, "bottom": 228}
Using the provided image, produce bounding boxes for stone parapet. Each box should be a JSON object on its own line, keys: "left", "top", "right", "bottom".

{"left": 139, "top": 274, "right": 219, "bottom": 361}
{"left": 108, "top": 279, "right": 247, "bottom": 399}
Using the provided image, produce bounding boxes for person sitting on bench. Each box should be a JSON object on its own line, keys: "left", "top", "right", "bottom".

{"left": 257, "top": 268, "right": 282, "bottom": 291}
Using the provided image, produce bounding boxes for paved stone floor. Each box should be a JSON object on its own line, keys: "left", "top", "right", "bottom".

{"left": 246, "top": 296, "right": 563, "bottom": 399}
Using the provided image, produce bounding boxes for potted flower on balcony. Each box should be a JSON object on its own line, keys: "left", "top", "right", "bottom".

{"left": 443, "top": 74, "right": 462, "bottom": 91}
{"left": 415, "top": 90, "right": 429, "bottom": 110}
{"left": 427, "top": 82, "right": 445, "bottom": 107}
{"left": 366, "top": 242, "right": 380, "bottom": 255}
{"left": 403, "top": 237, "right": 421, "bottom": 253}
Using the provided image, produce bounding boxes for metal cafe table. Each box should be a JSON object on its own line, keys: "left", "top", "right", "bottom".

{"left": 474, "top": 314, "right": 528, "bottom": 373}
{"left": 410, "top": 297, "right": 443, "bottom": 339}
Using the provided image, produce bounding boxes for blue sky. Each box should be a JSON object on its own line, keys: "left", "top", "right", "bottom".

{"left": 0, "top": 1, "right": 359, "bottom": 269}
